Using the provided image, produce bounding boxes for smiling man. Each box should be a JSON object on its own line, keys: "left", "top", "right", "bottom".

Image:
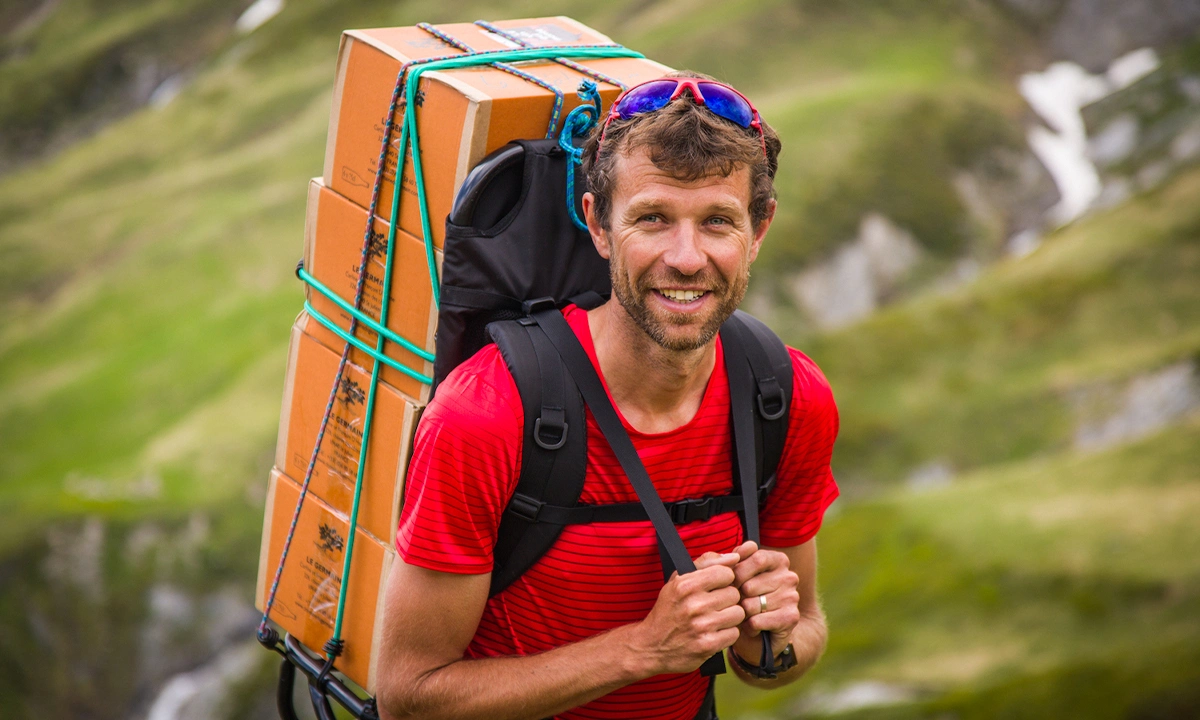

{"left": 376, "top": 72, "right": 840, "bottom": 720}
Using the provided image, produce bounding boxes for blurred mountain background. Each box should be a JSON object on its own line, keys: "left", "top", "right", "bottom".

{"left": 1, "top": 0, "right": 1198, "bottom": 718}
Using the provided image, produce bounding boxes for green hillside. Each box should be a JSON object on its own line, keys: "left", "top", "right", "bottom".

{"left": 1, "top": 0, "right": 1196, "bottom": 717}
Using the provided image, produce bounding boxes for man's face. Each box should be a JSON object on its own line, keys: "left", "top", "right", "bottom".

{"left": 584, "top": 145, "right": 773, "bottom": 352}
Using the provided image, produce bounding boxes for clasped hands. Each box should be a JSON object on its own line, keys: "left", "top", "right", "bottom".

{"left": 633, "top": 541, "right": 801, "bottom": 676}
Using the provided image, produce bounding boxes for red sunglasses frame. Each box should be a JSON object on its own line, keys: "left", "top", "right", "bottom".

{"left": 595, "top": 77, "right": 768, "bottom": 160}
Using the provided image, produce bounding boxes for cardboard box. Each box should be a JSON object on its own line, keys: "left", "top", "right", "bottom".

{"left": 275, "top": 313, "right": 424, "bottom": 545}
{"left": 323, "top": 17, "right": 672, "bottom": 247}
{"left": 256, "top": 468, "right": 396, "bottom": 692}
{"left": 303, "top": 177, "right": 439, "bottom": 402}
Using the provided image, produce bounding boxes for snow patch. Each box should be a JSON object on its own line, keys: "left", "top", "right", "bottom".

{"left": 1106, "top": 48, "right": 1160, "bottom": 90}
{"left": 235, "top": 0, "right": 284, "bottom": 34}
{"left": 1019, "top": 48, "right": 1160, "bottom": 225}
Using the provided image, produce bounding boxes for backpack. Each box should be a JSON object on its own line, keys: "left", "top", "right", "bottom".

{"left": 435, "top": 139, "right": 796, "bottom": 694}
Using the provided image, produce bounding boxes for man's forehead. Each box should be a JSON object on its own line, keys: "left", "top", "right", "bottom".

{"left": 611, "top": 145, "right": 752, "bottom": 207}
{"left": 623, "top": 195, "right": 747, "bottom": 217}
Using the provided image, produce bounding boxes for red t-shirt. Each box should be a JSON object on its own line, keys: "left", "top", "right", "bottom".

{"left": 397, "top": 306, "right": 839, "bottom": 719}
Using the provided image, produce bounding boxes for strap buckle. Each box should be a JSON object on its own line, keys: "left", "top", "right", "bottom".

{"left": 756, "top": 377, "right": 786, "bottom": 420}
{"left": 522, "top": 297, "right": 557, "bottom": 315}
{"left": 509, "top": 493, "right": 544, "bottom": 521}
{"left": 671, "top": 496, "right": 717, "bottom": 525}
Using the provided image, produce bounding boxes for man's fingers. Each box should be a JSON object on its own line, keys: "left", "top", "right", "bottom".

{"left": 732, "top": 548, "right": 789, "bottom": 588}
{"left": 681, "top": 562, "right": 738, "bottom": 593}
{"left": 739, "top": 585, "right": 801, "bottom": 619}
{"left": 733, "top": 541, "right": 757, "bottom": 561}
{"left": 739, "top": 567, "right": 799, "bottom": 600}
{"left": 714, "top": 603, "right": 747, "bottom": 630}
{"left": 742, "top": 606, "right": 802, "bottom": 637}
{"left": 693, "top": 551, "right": 741, "bottom": 571}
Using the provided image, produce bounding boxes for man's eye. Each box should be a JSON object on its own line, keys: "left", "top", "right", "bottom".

{"left": 640, "top": 214, "right": 661, "bottom": 223}
{"left": 707, "top": 216, "right": 730, "bottom": 226}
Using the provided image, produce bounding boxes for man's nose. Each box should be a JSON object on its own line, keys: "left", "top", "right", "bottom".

{"left": 662, "top": 222, "right": 707, "bottom": 276}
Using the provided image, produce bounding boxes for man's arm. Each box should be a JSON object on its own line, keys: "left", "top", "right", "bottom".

{"left": 727, "top": 540, "right": 827, "bottom": 689}
{"left": 375, "top": 550, "right": 749, "bottom": 720}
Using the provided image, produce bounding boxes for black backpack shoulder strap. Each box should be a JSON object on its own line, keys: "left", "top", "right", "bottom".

{"left": 719, "top": 310, "right": 793, "bottom": 519}
{"left": 486, "top": 317, "right": 588, "bottom": 598}
{"left": 719, "top": 309, "right": 794, "bottom": 674}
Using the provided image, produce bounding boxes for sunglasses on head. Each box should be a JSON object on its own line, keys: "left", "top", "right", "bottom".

{"left": 596, "top": 78, "right": 768, "bottom": 160}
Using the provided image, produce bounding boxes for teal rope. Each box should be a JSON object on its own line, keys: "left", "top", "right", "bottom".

{"left": 303, "top": 302, "right": 433, "bottom": 385}
{"left": 299, "top": 266, "right": 434, "bottom": 363}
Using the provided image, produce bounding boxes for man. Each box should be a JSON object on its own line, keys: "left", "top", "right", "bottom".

{"left": 376, "top": 72, "right": 840, "bottom": 720}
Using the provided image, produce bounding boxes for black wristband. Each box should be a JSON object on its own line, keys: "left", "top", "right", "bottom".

{"left": 729, "top": 642, "right": 796, "bottom": 680}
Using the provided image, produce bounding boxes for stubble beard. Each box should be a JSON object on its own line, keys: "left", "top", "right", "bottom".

{"left": 609, "top": 254, "right": 750, "bottom": 352}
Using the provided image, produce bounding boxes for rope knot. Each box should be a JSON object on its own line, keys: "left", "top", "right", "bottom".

{"left": 577, "top": 79, "right": 600, "bottom": 105}
{"left": 256, "top": 623, "right": 280, "bottom": 648}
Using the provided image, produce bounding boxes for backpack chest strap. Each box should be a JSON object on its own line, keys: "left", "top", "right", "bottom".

{"left": 508, "top": 492, "right": 749, "bottom": 526}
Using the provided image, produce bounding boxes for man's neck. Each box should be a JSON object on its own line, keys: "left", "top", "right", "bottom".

{"left": 587, "top": 299, "right": 717, "bottom": 435}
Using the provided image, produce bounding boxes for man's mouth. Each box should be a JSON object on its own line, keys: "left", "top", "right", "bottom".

{"left": 656, "top": 288, "right": 709, "bottom": 304}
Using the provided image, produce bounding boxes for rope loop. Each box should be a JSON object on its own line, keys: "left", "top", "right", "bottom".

{"left": 559, "top": 80, "right": 604, "bottom": 231}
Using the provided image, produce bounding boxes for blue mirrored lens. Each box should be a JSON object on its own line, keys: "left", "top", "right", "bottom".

{"left": 698, "top": 82, "right": 754, "bottom": 127}
{"left": 616, "top": 80, "right": 679, "bottom": 119}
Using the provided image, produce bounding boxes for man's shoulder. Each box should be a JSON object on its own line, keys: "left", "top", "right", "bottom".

{"left": 424, "top": 343, "right": 524, "bottom": 435}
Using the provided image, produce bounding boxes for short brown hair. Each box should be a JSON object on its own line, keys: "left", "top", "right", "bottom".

{"left": 582, "top": 71, "right": 781, "bottom": 232}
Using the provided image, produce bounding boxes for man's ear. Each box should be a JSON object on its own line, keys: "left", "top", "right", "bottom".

{"left": 748, "top": 198, "right": 776, "bottom": 264}
{"left": 582, "top": 191, "right": 611, "bottom": 260}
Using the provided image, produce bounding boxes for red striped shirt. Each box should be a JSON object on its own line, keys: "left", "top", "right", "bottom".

{"left": 397, "top": 306, "right": 839, "bottom": 719}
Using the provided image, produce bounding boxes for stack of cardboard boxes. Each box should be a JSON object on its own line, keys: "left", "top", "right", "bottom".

{"left": 255, "top": 17, "right": 670, "bottom": 691}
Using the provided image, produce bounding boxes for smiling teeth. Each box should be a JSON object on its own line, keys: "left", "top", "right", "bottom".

{"left": 661, "top": 289, "right": 705, "bottom": 303}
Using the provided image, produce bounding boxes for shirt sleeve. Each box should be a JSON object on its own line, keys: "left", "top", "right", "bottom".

{"left": 759, "top": 347, "right": 840, "bottom": 548}
{"left": 395, "top": 345, "right": 524, "bottom": 574}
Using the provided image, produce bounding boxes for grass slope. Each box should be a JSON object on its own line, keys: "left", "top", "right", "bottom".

{"left": 2, "top": 0, "right": 1196, "bottom": 717}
